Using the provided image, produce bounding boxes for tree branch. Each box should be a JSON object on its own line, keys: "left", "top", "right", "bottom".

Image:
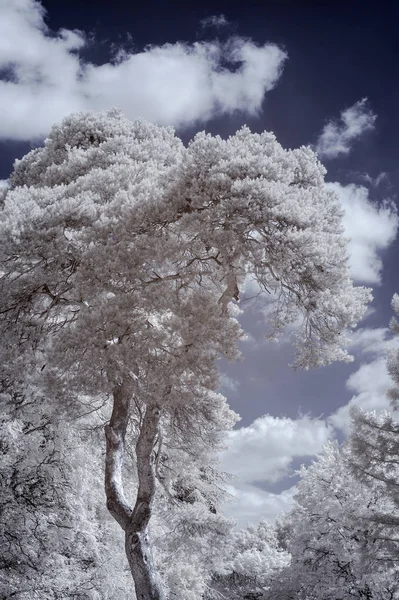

{"left": 104, "top": 379, "right": 133, "bottom": 530}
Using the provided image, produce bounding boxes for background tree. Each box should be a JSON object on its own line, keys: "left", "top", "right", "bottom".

{"left": 0, "top": 368, "right": 133, "bottom": 599}
{"left": 344, "top": 294, "right": 399, "bottom": 598}
{"left": 349, "top": 408, "right": 399, "bottom": 599}
{"left": 270, "top": 443, "right": 373, "bottom": 599}
{"left": 272, "top": 436, "right": 399, "bottom": 600}
{"left": 207, "top": 519, "right": 290, "bottom": 600}
{"left": 0, "top": 109, "right": 370, "bottom": 599}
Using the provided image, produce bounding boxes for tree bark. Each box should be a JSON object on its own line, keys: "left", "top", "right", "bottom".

{"left": 104, "top": 379, "right": 132, "bottom": 530}
{"left": 105, "top": 381, "right": 165, "bottom": 600}
{"left": 125, "top": 403, "right": 165, "bottom": 600}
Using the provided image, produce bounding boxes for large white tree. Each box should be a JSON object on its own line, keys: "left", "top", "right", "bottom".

{"left": 0, "top": 109, "right": 370, "bottom": 599}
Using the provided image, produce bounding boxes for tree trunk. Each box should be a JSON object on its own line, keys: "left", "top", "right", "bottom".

{"left": 125, "top": 403, "right": 165, "bottom": 600}
{"left": 105, "top": 380, "right": 165, "bottom": 600}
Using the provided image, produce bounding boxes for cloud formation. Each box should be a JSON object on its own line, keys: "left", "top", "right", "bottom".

{"left": 349, "top": 327, "right": 390, "bottom": 355}
{"left": 360, "top": 172, "right": 390, "bottom": 188}
{"left": 221, "top": 414, "right": 332, "bottom": 485}
{"left": 0, "top": 0, "right": 287, "bottom": 141}
{"left": 220, "top": 413, "right": 331, "bottom": 524}
{"left": 329, "top": 326, "right": 399, "bottom": 433}
{"left": 224, "top": 483, "right": 296, "bottom": 528}
{"left": 219, "top": 373, "right": 240, "bottom": 394}
{"left": 327, "top": 182, "right": 398, "bottom": 284}
{"left": 315, "top": 98, "right": 376, "bottom": 159}
{"left": 200, "top": 14, "right": 229, "bottom": 29}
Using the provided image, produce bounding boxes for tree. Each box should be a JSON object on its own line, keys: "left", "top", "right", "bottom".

{"left": 271, "top": 442, "right": 392, "bottom": 600}
{"left": 146, "top": 412, "right": 236, "bottom": 599}
{"left": 345, "top": 294, "right": 399, "bottom": 598}
{"left": 152, "top": 468, "right": 234, "bottom": 600}
{"left": 349, "top": 409, "right": 399, "bottom": 599}
{"left": 347, "top": 293, "right": 399, "bottom": 593}
{"left": 208, "top": 519, "right": 290, "bottom": 600}
{"left": 0, "top": 360, "right": 233, "bottom": 599}
{"left": 0, "top": 370, "right": 133, "bottom": 599}
{"left": 272, "top": 434, "right": 399, "bottom": 600}
{"left": 386, "top": 292, "right": 399, "bottom": 408}
{"left": 0, "top": 109, "right": 370, "bottom": 599}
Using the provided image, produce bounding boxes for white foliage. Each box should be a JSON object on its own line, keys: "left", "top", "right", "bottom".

{"left": 0, "top": 109, "right": 371, "bottom": 597}
{"left": 0, "top": 376, "right": 133, "bottom": 598}
{"left": 272, "top": 439, "right": 399, "bottom": 599}
{"left": 0, "top": 110, "right": 370, "bottom": 380}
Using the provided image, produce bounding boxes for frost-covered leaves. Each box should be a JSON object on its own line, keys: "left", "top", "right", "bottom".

{"left": 0, "top": 374, "right": 133, "bottom": 599}
{"left": 386, "top": 293, "right": 399, "bottom": 407}
{"left": 0, "top": 109, "right": 372, "bottom": 597}
{"left": 208, "top": 520, "right": 289, "bottom": 600}
{"left": 171, "top": 127, "right": 371, "bottom": 367}
{"left": 272, "top": 439, "right": 399, "bottom": 600}
{"left": 0, "top": 111, "right": 369, "bottom": 407}
{"left": 349, "top": 408, "right": 399, "bottom": 593}
{"left": 350, "top": 408, "right": 399, "bottom": 501}
{"left": 146, "top": 414, "right": 236, "bottom": 599}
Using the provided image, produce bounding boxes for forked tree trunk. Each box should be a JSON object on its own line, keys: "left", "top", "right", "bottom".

{"left": 105, "top": 380, "right": 165, "bottom": 600}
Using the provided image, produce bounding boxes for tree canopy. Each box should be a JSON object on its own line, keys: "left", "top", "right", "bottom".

{"left": 0, "top": 109, "right": 371, "bottom": 599}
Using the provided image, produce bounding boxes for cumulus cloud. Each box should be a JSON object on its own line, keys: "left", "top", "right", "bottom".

{"left": 348, "top": 327, "right": 390, "bottom": 355}
{"left": 224, "top": 483, "right": 296, "bottom": 528}
{"left": 200, "top": 14, "right": 229, "bottom": 29}
{"left": 329, "top": 357, "right": 392, "bottom": 433}
{"left": 315, "top": 98, "right": 376, "bottom": 159}
{"left": 0, "top": 0, "right": 287, "bottom": 141}
{"left": 329, "top": 326, "right": 399, "bottom": 433}
{"left": 221, "top": 414, "right": 332, "bottom": 484}
{"left": 327, "top": 182, "right": 398, "bottom": 284}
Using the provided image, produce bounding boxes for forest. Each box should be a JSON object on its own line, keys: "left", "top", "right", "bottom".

{"left": 1, "top": 109, "right": 398, "bottom": 600}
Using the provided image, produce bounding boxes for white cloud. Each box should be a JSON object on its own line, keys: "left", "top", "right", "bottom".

{"left": 221, "top": 414, "right": 332, "bottom": 484}
{"left": 200, "top": 14, "right": 229, "bottom": 29}
{"left": 329, "top": 326, "right": 399, "bottom": 433}
{"left": 0, "top": 0, "right": 287, "bottom": 141}
{"left": 360, "top": 172, "right": 389, "bottom": 187}
{"left": 342, "top": 171, "right": 390, "bottom": 189}
{"left": 220, "top": 413, "right": 331, "bottom": 527}
{"left": 315, "top": 98, "right": 376, "bottom": 159}
{"left": 223, "top": 483, "right": 296, "bottom": 528}
{"left": 329, "top": 356, "right": 392, "bottom": 433}
{"left": 348, "top": 327, "right": 389, "bottom": 355}
{"left": 0, "top": 180, "right": 9, "bottom": 189}
{"left": 327, "top": 182, "right": 398, "bottom": 284}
